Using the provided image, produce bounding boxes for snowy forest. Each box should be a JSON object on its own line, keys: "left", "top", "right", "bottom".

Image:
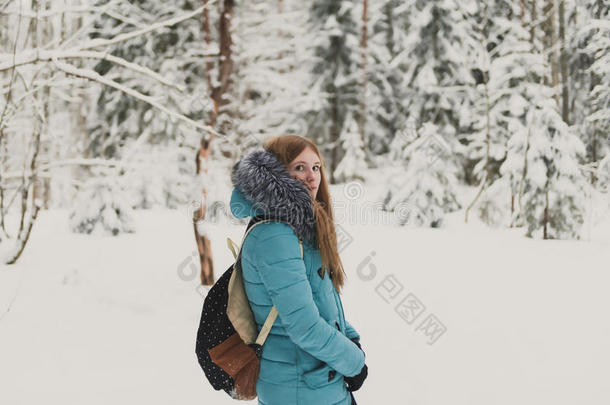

{"left": 1, "top": 0, "right": 609, "bottom": 260}
{"left": 2, "top": 1, "right": 610, "bottom": 404}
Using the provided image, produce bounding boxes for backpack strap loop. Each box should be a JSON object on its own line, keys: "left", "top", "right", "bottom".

{"left": 226, "top": 237, "right": 239, "bottom": 260}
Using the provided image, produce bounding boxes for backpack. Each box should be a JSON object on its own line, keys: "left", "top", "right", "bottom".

{"left": 195, "top": 216, "right": 303, "bottom": 400}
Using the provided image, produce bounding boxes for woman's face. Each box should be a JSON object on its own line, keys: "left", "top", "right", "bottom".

{"left": 288, "top": 147, "right": 321, "bottom": 200}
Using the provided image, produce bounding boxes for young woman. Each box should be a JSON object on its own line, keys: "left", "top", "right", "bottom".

{"left": 229, "top": 135, "right": 368, "bottom": 405}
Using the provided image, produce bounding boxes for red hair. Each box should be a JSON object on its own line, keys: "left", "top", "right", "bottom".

{"left": 263, "top": 135, "right": 346, "bottom": 293}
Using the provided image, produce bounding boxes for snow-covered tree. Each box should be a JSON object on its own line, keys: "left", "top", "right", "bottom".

{"left": 363, "top": 0, "right": 413, "bottom": 160}
{"left": 303, "top": 0, "right": 361, "bottom": 183}
{"left": 0, "top": 0, "right": 211, "bottom": 263}
{"left": 87, "top": 0, "right": 210, "bottom": 209}
{"left": 334, "top": 113, "right": 367, "bottom": 182}
{"left": 383, "top": 123, "right": 461, "bottom": 227}
{"left": 572, "top": 1, "right": 610, "bottom": 186}
{"left": 380, "top": 0, "right": 478, "bottom": 225}
{"left": 499, "top": 0, "right": 587, "bottom": 239}
{"left": 227, "top": 0, "right": 309, "bottom": 150}
{"left": 400, "top": 0, "right": 481, "bottom": 183}
{"left": 517, "top": 98, "right": 586, "bottom": 239}
{"left": 464, "top": 0, "right": 535, "bottom": 225}
{"left": 69, "top": 177, "right": 136, "bottom": 236}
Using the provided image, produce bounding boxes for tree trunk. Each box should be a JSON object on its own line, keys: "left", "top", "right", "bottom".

{"left": 558, "top": 0, "right": 569, "bottom": 123}
{"left": 359, "top": 0, "right": 368, "bottom": 148}
{"left": 194, "top": 141, "right": 214, "bottom": 285}
{"left": 201, "top": 0, "right": 234, "bottom": 132}
{"left": 8, "top": 0, "right": 44, "bottom": 262}
{"left": 330, "top": 92, "right": 339, "bottom": 184}
{"left": 202, "top": 0, "right": 215, "bottom": 126}
{"left": 518, "top": 0, "right": 537, "bottom": 226}
{"left": 543, "top": 0, "right": 559, "bottom": 98}
{"left": 590, "top": 0, "right": 603, "bottom": 185}
{"left": 194, "top": 0, "right": 236, "bottom": 284}
{"left": 32, "top": 0, "right": 51, "bottom": 210}
{"left": 510, "top": 193, "right": 515, "bottom": 227}
{"left": 432, "top": 6, "right": 439, "bottom": 62}
{"left": 465, "top": 2, "right": 491, "bottom": 224}
{"left": 543, "top": 190, "right": 549, "bottom": 239}
{"left": 278, "top": 0, "right": 285, "bottom": 64}
{"left": 530, "top": 0, "right": 537, "bottom": 45}
{"left": 212, "top": 0, "right": 235, "bottom": 129}
{"left": 542, "top": 0, "right": 559, "bottom": 239}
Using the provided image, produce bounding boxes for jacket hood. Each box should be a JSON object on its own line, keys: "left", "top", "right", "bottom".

{"left": 230, "top": 149, "right": 317, "bottom": 246}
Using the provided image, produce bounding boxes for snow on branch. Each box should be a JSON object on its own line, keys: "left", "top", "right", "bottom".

{"left": 51, "top": 56, "right": 222, "bottom": 137}
{"left": 1, "top": 4, "right": 102, "bottom": 18}
{"left": 78, "top": 4, "right": 211, "bottom": 52}
{"left": 3, "top": 49, "right": 184, "bottom": 91}
{"left": 0, "top": 3, "right": 219, "bottom": 71}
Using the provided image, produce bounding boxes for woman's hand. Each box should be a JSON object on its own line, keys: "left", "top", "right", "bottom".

{"left": 344, "top": 338, "right": 368, "bottom": 392}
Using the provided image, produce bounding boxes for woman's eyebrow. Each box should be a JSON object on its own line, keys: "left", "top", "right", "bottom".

{"left": 294, "top": 160, "right": 321, "bottom": 165}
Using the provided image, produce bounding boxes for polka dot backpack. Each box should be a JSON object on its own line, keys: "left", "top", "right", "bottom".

{"left": 195, "top": 216, "right": 303, "bottom": 400}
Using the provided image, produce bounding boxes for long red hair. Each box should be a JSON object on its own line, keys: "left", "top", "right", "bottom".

{"left": 263, "top": 135, "right": 346, "bottom": 293}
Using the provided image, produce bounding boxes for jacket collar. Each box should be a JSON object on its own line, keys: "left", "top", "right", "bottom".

{"left": 230, "top": 149, "right": 317, "bottom": 246}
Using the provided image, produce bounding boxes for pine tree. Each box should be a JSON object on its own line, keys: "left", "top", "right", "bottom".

{"left": 401, "top": 0, "right": 480, "bottom": 183}
{"left": 382, "top": 0, "right": 477, "bottom": 225}
{"left": 502, "top": 0, "right": 587, "bottom": 239}
{"left": 364, "top": 0, "right": 413, "bottom": 161}
{"left": 69, "top": 176, "right": 136, "bottom": 236}
{"left": 383, "top": 123, "right": 460, "bottom": 227}
{"left": 465, "top": 0, "right": 534, "bottom": 225}
{"left": 334, "top": 113, "right": 367, "bottom": 182}
{"left": 517, "top": 93, "right": 586, "bottom": 239}
{"left": 228, "top": 0, "right": 309, "bottom": 150}
{"left": 304, "top": 0, "right": 361, "bottom": 183}
{"left": 572, "top": 0, "right": 610, "bottom": 186}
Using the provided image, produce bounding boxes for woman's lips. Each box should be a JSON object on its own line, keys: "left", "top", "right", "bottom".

{"left": 302, "top": 182, "right": 317, "bottom": 192}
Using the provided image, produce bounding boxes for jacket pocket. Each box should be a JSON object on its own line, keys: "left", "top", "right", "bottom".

{"left": 302, "top": 362, "right": 340, "bottom": 389}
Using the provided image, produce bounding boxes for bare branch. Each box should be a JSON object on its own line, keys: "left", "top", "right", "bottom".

{"left": 4, "top": 203, "right": 40, "bottom": 265}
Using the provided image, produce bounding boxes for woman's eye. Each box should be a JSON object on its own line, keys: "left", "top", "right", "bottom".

{"left": 293, "top": 164, "right": 319, "bottom": 172}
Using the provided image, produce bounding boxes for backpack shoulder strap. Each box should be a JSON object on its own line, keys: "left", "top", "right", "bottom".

{"left": 227, "top": 217, "right": 304, "bottom": 261}
{"left": 226, "top": 217, "right": 304, "bottom": 347}
{"left": 226, "top": 218, "right": 272, "bottom": 260}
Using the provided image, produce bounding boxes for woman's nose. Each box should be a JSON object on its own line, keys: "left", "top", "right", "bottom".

{"left": 305, "top": 168, "right": 316, "bottom": 181}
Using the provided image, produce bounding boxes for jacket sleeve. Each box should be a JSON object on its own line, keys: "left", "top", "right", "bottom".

{"left": 251, "top": 222, "right": 365, "bottom": 378}
{"left": 344, "top": 320, "right": 361, "bottom": 342}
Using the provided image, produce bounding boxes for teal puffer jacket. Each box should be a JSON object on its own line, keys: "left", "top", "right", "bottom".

{"left": 230, "top": 185, "right": 365, "bottom": 405}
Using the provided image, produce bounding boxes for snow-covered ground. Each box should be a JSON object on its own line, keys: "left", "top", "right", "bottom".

{"left": 1, "top": 182, "right": 610, "bottom": 405}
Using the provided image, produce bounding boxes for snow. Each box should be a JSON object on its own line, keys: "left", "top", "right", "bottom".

{"left": 1, "top": 180, "right": 610, "bottom": 404}
{"left": 1, "top": 0, "right": 610, "bottom": 403}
